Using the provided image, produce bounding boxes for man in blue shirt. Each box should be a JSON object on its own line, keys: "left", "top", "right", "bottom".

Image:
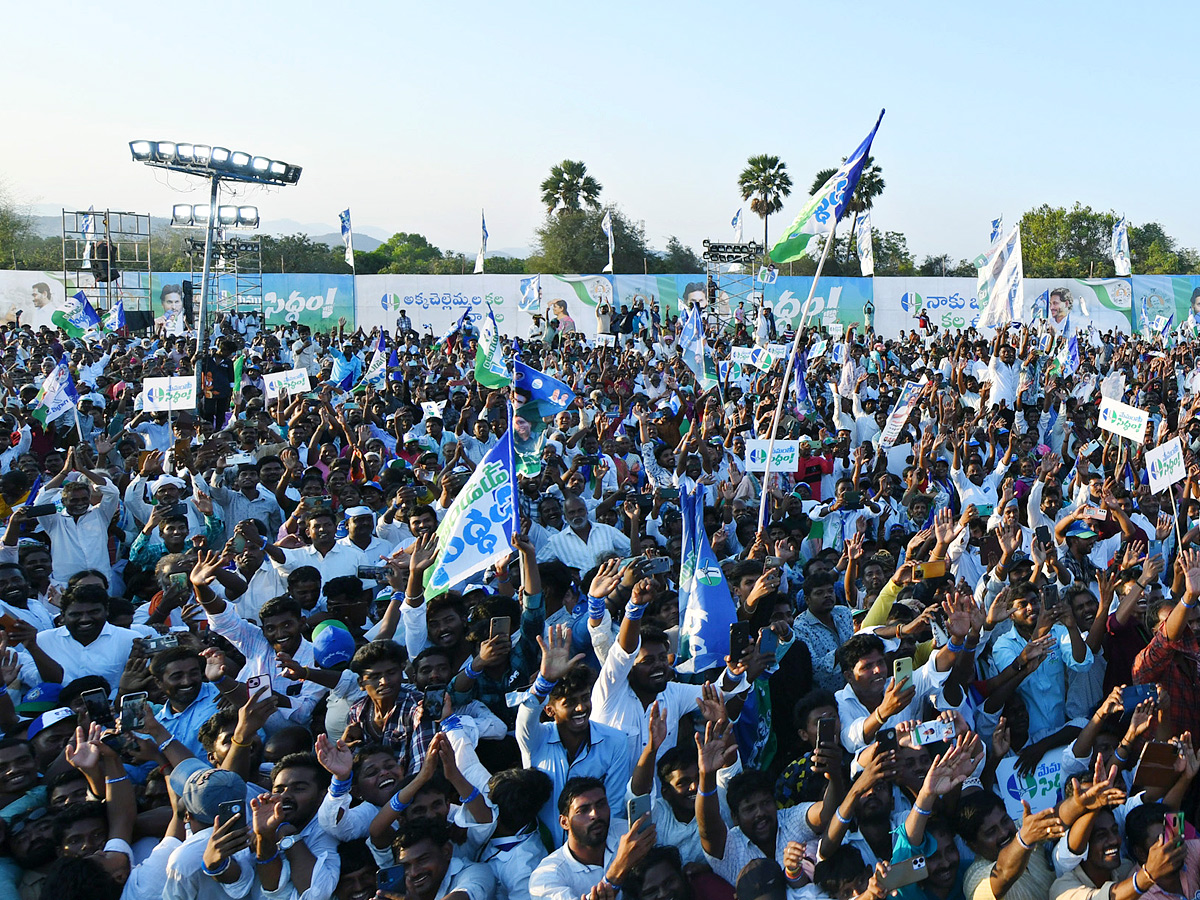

{"left": 150, "top": 646, "right": 234, "bottom": 758}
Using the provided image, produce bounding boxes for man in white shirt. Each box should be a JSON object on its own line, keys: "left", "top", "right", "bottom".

{"left": 543, "top": 495, "right": 631, "bottom": 573}
{"left": 393, "top": 818, "right": 496, "bottom": 900}
{"left": 985, "top": 341, "right": 1021, "bottom": 409}
{"left": 35, "top": 460, "right": 121, "bottom": 584}
{"left": 529, "top": 777, "right": 657, "bottom": 900}
{"left": 163, "top": 759, "right": 256, "bottom": 900}
{"left": 265, "top": 508, "right": 367, "bottom": 584}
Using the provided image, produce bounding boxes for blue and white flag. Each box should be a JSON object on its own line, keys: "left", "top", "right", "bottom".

{"left": 518, "top": 274, "right": 541, "bottom": 312}
{"left": 1063, "top": 335, "right": 1080, "bottom": 376}
{"left": 338, "top": 209, "right": 354, "bottom": 268}
{"left": 474, "top": 210, "right": 488, "bottom": 275}
{"left": 81, "top": 205, "right": 95, "bottom": 268}
{"left": 513, "top": 360, "right": 576, "bottom": 417}
{"left": 794, "top": 346, "right": 812, "bottom": 409}
{"left": 990, "top": 215, "right": 1004, "bottom": 244}
{"left": 60, "top": 290, "right": 102, "bottom": 338}
{"left": 855, "top": 210, "right": 874, "bottom": 276}
{"left": 977, "top": 225, "right": 1024, "bottom": 329}
{"left": 679, "top": 304, "right": 718, "bottom": 391}
{"left": 356, "top": 331, "right": 388, "bottom": 389}
{"left": 1032, "top": 289, "right": 1050, "bottom": 321}
{"left": 31, "top": 356, "right": 80, "bottom": 427}
{"left": 678, "top": 482, "right": 737, "bottom": 673}
{"left": 423, "top": 424, "right": 517, "bottom": 598}
{"left": 732, "top": 208, "right": 744, "bottom": 243}
{"left": 102, "top": 298, "right": 125, "bottom": 334}
{"left": 1112, "top": 217, "right": 1131, "bottom": 276}
{"left": 601, "top": 210, "right": 614, "bottom": 274}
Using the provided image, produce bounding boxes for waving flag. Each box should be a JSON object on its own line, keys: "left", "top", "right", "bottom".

{"left": 855, "top": 211, "right": 874, "bottom": 276}
{"left": 474, "top": 305, "right": 512, "bottom": 388}
{"left": 355, "top": 331, "right": 389, "bottom": 390}
{"left": 977, "top": 225, "right": 1024, "bottom": 328}
{"left": 53, "top": 291, "right": 102, "bottom": 339}
{"left": 513, "top": 360, "right": 576, "bottom": 417}
{"left": 339, "top": 209, "right": 354, "bottom": 268}
{"left": 81, "top": 205, "right": 95, "bottom": 268}
{"left": 474, "top": 210, "right": 488, "bottom": 275}
{"left": 732, "top": 208, "right": 744, "bottom": 243}
{"left": 435, "top": 308, "right": 472, "bottom": 357}
{"left": 424, "top": 425, "right": 517, "bottom": 598}
{"left": 1112, "top": 217, "right": 1131, "bottom": 276}
{"left": 30, "top": 357, "right": 80, "bottom": 426}
{"left": 518, "top": 274, "right": 541, "bottom": 312}
{"left": 990, "top": 215, "right": 1004, "bottom": 244}
{"left": 1031, "top": 289, "right": 1049, "bottom": 321}
{"left": 1062, "top": 335, "right": 1080, "bottom": 376}
{"left": 793, "top": 346, "right": 812, "bottom": 410}
{"left": 678, "top": 482, "right": 737, "bottom": 673}
{"left": 233, "top": 354, "right": 245, "bottom": 395}
{"left": 770, "top": 110, "right": 885, "bottom": 264}
{"left": 601, "top": 210, "right": 615, "bottom": 274}
{"left": 102, "top": 298, "right": 125, "bottom": 335}
{"left": 679, "top": 304, "right": 719, "bottom": 391}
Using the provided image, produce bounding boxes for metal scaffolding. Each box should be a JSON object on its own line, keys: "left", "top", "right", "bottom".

{"left": 184, "top": 234, "right": 263, "bottom": 328}
{"left": 61, "top": 209, "right": 153, "bottom": 323}
{"left": 701, "top": 240, "right": 762, "bottom": 331}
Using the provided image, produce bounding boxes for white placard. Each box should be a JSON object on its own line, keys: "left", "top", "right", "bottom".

{"left": 142, "top": 376, "right": 197, "bottom": 412}
{"left": 595, "top": 334, "right": 617, "bottom": 347}
{"left": 809, "top": 339, "right": 828, "bottom": 358}
{"left": 730, "top": 347, "right": 755, "bottom": 364}
{"left": 263, "top": 368, "right": 311, "bottom": 400}
{"left": 1146, "top": 437, "right": 1186, "bottom": 494}
{"left": 744, "top": 440, "right": 800, "bottom": 473}
{"left": 827, "top": 323, "right": 845, "bottom": 338}
{"left": 994, "top": 751, "right": 1064, "bottom": 819}
{"left": 1098, "top": 397, "right": 1149, "bottom": 444}
{"left": 1152, "top": 314, "right": 1168, "bottom": 333}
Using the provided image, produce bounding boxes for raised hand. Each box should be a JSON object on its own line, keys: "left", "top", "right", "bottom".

{"left": 537, "top": 623, "right": 585, "bottom": 682}
{"left": 695, "top": 718, "right": 738, "bottom": 775}
{"left": 588, "top": 558, "right": 622, "bottom": 601}
{"left": 695, "top": 682, "right": 724, "bottom": 724}
{"left": 646, "top": 700, "right": 668, "bottom": 753}
{"left": 1070, "top": 755, "right": 1126, "bottom": 813}
{"left": 315, "top": 734, "right": 353, "bottom": 780}
{"left": 1017, "top": 800, "right": 1066, "bottom": 846}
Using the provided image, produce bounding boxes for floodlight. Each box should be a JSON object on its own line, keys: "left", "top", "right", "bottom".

{"left": 229, "top": 151, "right": 251, "bottom": 168}
{"left": 218, "top": 206, "right": 238, "bottom": 225}
{"left": 211, "top": 147, "right": 230, "bottom": 164}
{"left": 171, "top": 204, "right": 194, "bottom": 226}
{"left": 129, "top": 140, "right": 152, "bottom": 160}
{"left": 250, "top": 156, "right": 270, "bottom": 173}
{"left": 175, "top": 143, "right": 194, "bottom": 163}
{"left": 193, "top": 204, "right": 211, "bottom": 223}
{"left": 237, "top": 206, "right": 260, "bottom": 228}
{"left": 155, "top": 141, "right": 176, "bottom": 160}
{"left": 193, "top": 145, "right": 211, "bottom": 163}
{"left": 268, "top": 161, "right": 287, "bottom": 177}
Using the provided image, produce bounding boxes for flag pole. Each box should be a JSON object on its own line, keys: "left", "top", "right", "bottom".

{"left": 758, "top": 222, "right": 838, "bottom": 530}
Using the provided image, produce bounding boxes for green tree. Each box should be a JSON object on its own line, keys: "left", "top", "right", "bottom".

{"left": 540, "top": 161, "right": 603, "bottom": 216}
{"left": 356, "top": 232, "right": 445, "bottom": 275}
{"left": 917, "top": 253, "right": 975, "bottom": 277}
{"left": 657, "top": 236, "right": 702, "bottom": 273}
{"left": 527, "top": 206, "right": 651, "bottom": 274}
{"left": 738, "top": 155, "right": 792, "bottom": 252}
{"left": 873, "top": 230, "right": 916, "bottom": 276}
{"left": 258, "top": 234, "right": 349, "bottom": 274}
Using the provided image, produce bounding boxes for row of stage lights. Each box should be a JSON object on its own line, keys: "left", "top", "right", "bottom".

{"left": 129, "top": 141, "right": 301, "bottom": 186}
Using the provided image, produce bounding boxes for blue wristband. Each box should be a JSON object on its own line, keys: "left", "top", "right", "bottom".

{"left": 255, "top": 849, "right": 281, "bottom": 865}
{"left": 439, "top": 713, "right": 462, "bottom": 733}
{"left": 947, "top": 640, "right": 966, "bottom": 653}
{"left": 463, "top": 660, "right": 481, "bottom": 680}
{"left": 532, "top": 675, "right": 557, "bottom": 699}
{"left": 203, "top": 858, "right": 232, "bottom": 877}
{"left": 587, "top": 594, "right": 607, "bottom": 620}
{"left": 389, "top": 794, "right": 410, "bottom": 814}
{"left": 329, "top": 775, "right": 353, "bottom": 797}
{"left": 460, "top": 787, "right": 481, "bottom": 805}
{"left": 624, "top": 601, "right": 646, "bottom": 621}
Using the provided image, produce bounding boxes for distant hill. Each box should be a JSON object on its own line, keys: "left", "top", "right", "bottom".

{"left": 310, "top": 232, "right": 383, "bottom": 252}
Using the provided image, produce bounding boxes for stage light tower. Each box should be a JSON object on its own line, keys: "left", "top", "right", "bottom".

{"left": 129, "top": 140, "right": 300, "bottom": 363}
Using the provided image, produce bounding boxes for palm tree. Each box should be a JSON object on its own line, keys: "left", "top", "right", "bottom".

{"left": 738, "top": 155, "right": 792, "bottom": 251}
{"left": 810, "top": 155, "right": 885, "bottom": 261}
{"left": 540, "top": 160, "right": 603, "bottom": 216}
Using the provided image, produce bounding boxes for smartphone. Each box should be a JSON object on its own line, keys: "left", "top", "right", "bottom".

{"left": 636, "top": 557, "right": 671, "bottom": 576}
{"left": 357, "top": 565, "right": 388, "bottom": 581}
{"left": 489, "top": 616, "right": 511, "bottom": 639}
{"left": 142, "top": 634, "right": 179, "bottom": 653}
{"left": 246, "top": 674, "right": 272, "bottom": 696}
{"left": 1122, "top": 684, "right": 1157, "bottom": 709}
{"left": 618, "top": 556, "right": 645, "bottom": 571}
{"left": 880, "top": 856, "right": 929, "bottom": 890}
{"left": 22, "top": 503, "right": 56, "bottom": 518}
{"left": 216, "top": 799, "right": 244, "bottom": 828}
{"left": 1079, "top": 504, "right": 1110, "bottom": 521}
{"left": 914, "top": 560, "right": 947, "bottom": 580}
{"left": 817, "top": 716, "right": 837, "bottom": 749}
{"left": 1081, "top": 440, "right": 1102, "bottom": 457}
{"left": 100, "top": 733, "right": 129, "bottom": 755}
{"left": 233, "top": 535, "right": 247, "bottom": 553}
{"left": 877, "top": 725, "right": 899, "bottom": 753}
{"left": 377, "top": 864, "right": 406, "bottom": 894}
{"left": 636, "top": 494, "right": 654, "bottom": 511}
{"left": 1035, "top": 525, "right": 1052, "bottom": 546}
{"left": 0, "top": 612, "right": 25, "bottom": 633}
{"left": 758, "top": 626, "right": 780, "bottom": 656}
{"left": 169, "top": 572, "right": 189, "bottom": 592}
{"left": 626, "top": 794, "right": 653, "bottom": 829}
{"left": 906, "top": 719, "right": 956, "bottom": 748}
{"left": 979, "top": 533, "right": 1002, "bottom": 569}
{"left": 82, "top": 688, "right": 115, "bottom": 728}
{"left": 424, "top": 686, "right": 447, "bottom": 721}
{"left": 119, "top": 692, "right": 147, "bottom": 731}
{"left": 1133, "top": 741, "right": 1180, "bottom": 791}
{"left": 1041, "top": 584, "right": 1063, "bottom": 610}
{"left": 843, "top": 490, "right": 863, "bottom": 510}
{"left": 764, "top": 555, "right": 784, "bottom": 569}
{"left": 580, "top": 455, "right": 600, "bottom": 466}
{"left": 975, "top": 503, "right": 995, "bottom": 518}
{"left": 729, "top": 622, "right": 752, "bottom": 664}
{"left": 1166, "top": 812, "right": 1185, "bottom": 844}
{"left": 659, "top": 487, "right": 679, "bottom": 500}
{"left": 893, "top": 657, "right": 914, "bottom": 692}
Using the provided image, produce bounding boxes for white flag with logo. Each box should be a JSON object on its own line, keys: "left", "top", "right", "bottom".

{"left": 731, "top": 208, "right": 743, "bottom": 243}
{"left": 977, "top": 224, "right": 1024, "bottom": 328}
{"left": 1112, "top": 217, "right": 1131, "bottom": 276}
{"left": 339, "top": 209, "right": 354, "bottom": 268}
{"left": 474, "top": 210, "right": 488, "bottom": 275}
{"left": 601, "top": 210, "right": 614, "bottom": 274}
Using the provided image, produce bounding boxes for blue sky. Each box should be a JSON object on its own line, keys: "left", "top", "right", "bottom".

{"left": 2, "top": 1, "right": 1194, "bottom": 262}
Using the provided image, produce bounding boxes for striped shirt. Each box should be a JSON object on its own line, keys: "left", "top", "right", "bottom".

{"left": 542, "top": 522, "right": 631, "bottom": 573}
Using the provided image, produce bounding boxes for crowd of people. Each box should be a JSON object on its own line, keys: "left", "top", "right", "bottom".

{"left": 0, "top": 297, "right": 1196, "bottom": 900}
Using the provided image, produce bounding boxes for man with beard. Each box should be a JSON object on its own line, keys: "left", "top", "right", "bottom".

{"left": 954, "top": 790, "right": 1064, "bottom": 900}
{"left": 530, "top": 776, "right": 656, "bottom": 900}
{"left": 190, "top": 549, "right": 326, "bottom": 730}
{"left": 7, "top": 805, "right": 56, "bottom": 899}
{"left": 391, "top": 817, "right": 496, "bottom": 900}
{"left": 519, "top": 625, "right": 631, "bottom": 847}
{"left": 9, "top": 583, "right": 153, "bottom": 689}
{"left": 0, "top": 560, "right": 54, "bottom": 632}
{"left": 32, "top": 449, "right": 121, "bottom": 583}
{"left": 247, "top": 752, "right": 339, "bottom": 899}
{"left": 219, "top": 519, "right": 289, "bottom": 623}
{"left": 150, "top": 647, "right": 229, "bottom": 758}
{"left": 206, "top": 459, "right": 284, "bottom": 543}
{"left": 543, "top": 495, "right": 631, "bottom": 573}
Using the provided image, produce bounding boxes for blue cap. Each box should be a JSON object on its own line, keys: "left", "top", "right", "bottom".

{"left": 313, "top": 625, "right": 356, "bottom": 668}
{"left": 27, "top": 707, "right": 75, "bottom": 740}
{"left": 1065, "top": 521, "right": 1098, "bottom": 539}
{"left": 17, "top": 683, "right": 62, "bottom": 716}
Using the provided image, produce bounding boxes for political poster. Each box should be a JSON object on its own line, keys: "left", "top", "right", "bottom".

{"left": 744, "top": 440, "right": 800, "bottom": 473}
{"left": 995, "top": 752, "right": 1064, "bottom": 819}
{"left": 879, "top": 381, "right": 924, "bottom": 449}
{"left": 142, "top": 376, "right": 197, "bottom": 412}
{"left": 1146, "top": 438, "right": 1186, "bottom": 494}
{"left": 263, "top": 368, "right": 311, "bottom": 400}
{"left": 1098, "top": 397, "right": 1149, "bottom": 443}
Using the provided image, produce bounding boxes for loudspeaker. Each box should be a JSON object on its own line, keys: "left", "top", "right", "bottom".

{"left": 90, "top": 240, "right": 120, "bottom": 282}
{"left": 182, "top": 281, "right": 195, "bottom": 326}
{"left": 125, "top": 310, "right": 155, "bottom": 333}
